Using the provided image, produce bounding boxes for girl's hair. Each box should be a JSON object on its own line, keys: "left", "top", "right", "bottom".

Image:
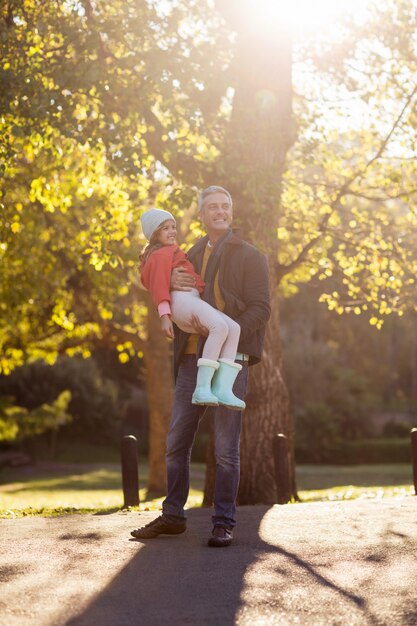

{"left": 139, "top": 220, "right": 170, "bottom": 266}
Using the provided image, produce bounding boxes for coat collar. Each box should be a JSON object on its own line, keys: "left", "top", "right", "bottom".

{"left": 193, "top": 228, "right": 243, "bottom": 253}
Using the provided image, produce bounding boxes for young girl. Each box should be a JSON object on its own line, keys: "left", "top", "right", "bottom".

{"left": 139, "top": 207, "right": 245, "bottom": 411}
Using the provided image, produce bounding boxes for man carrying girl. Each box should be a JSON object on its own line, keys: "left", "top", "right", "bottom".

{"left": 132, "top": 186, "right": 270, "bottom": 547}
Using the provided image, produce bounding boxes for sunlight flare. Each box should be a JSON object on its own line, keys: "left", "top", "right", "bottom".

{"left": 243, "top": 0, "right": 372, "bottom": 35}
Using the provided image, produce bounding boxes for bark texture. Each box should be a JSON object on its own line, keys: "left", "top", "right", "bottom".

{"left": 143, "top": 300, "right": 173, "bottom": 495}
{"left": 238, "top": 292, "right": 293, "bottom": 504}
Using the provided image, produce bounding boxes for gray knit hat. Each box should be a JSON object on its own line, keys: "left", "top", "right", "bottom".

{"left": 140, "top": 208, "right": 176, "bottom": 241}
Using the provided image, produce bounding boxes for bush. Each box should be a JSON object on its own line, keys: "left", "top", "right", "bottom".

{"left": 341, "top": 438, "right": 411, "bottom": 464}
{"left": 324, "top": 366, "right": 376, "bottom": 439}
{"left": 0, "top": 357, "right": 129, "bottom": 445}
{"left": 0, "top": 391, "right": 72, "bottom": 443}
{"left": 382, "top": 420, "right": 413, "bottom": 438}
{"left": 294, "top": 402, "right": 342, "bottom": 463}
{"left": 296, "top": 437, "right": 411, "bottom": 464}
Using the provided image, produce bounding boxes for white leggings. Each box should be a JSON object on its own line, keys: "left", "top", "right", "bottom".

{"left": 171, "top": 289, "right": 240, "bottom": 361}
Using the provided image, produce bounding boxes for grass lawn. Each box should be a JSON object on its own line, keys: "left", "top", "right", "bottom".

{"left": 0, "top": 461, "right": 414, "bottom": 518}
{"left": 0, "top": 460, "right": 205, "bottom": 518}
{"left": 296, "top": 464, "right": 414, "bottom": 503}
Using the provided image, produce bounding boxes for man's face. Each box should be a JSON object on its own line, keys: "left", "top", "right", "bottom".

{"left": 200, "top": 192, "right": 233, "bottom": 237}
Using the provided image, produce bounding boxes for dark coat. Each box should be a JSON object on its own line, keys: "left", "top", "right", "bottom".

{"left": 173, "top": 229, "right": 271, "bottom": 377}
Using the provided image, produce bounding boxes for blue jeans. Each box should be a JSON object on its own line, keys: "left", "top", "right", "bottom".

{"left": 162, "top": 355, "right": 249, "bottom": 528}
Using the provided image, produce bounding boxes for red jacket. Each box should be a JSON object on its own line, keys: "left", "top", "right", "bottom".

{"left": 140, "top": 245, "right": 205, "bottom": 310}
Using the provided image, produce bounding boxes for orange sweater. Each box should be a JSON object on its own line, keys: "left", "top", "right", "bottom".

{"left": 140, "top": 245, "right": 205, "bottom": 311}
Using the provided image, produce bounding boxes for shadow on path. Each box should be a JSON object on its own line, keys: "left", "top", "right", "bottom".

{"left": 64, "top": 506, "right": 384, "bottom": 626}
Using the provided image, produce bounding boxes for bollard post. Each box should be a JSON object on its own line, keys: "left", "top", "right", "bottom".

{"left": 272, "top": 433, "right": 292, "bottom": 505}
{"left": 411, "top": 428, "right": 417, "bottom": 496}
{"left": 121, "top": 435, "right": 139, "bottom": 507}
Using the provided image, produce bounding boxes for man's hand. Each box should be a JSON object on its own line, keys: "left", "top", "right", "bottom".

{"left": 161, "top": 314, "right": 174, "bottom": 339}
{"left": 171, "top": 267, "right": 195, "bottom": 291}
{"left": 190, "top": 314, "right": 209, "bottom": 337}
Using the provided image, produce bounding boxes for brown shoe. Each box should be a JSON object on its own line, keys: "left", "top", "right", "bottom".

{"left": 207, "top": 526, "right": 233, "bottom": 547}
{"left": 130, "top": 516, "right": 186, "bottom": 539}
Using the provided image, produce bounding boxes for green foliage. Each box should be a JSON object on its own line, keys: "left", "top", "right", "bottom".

{"left": 281, "top": 0, "right": 417, "bottom": 319}
{"left": 0, "top": 357, "right": 129, "bottom": 443}
{"left": 0, "top": 127, "right": 149, "bottom": 373}
{"left": 1, "top": 0, "right": 216, "bottom": 373}
{"left": 0, "top": 391, "right": 71, "bottom": 442}
{"left": 382, "top": 420, "right": 413, "bottom": 438}
{"left": 283, "top": 283, "right": 416, "bottom": 463}
{"left": 340, "top": 438, "right": 412, "bottom": 465}
{"left": 0, "top": 0, "right": 227, "bottom": 179}
{"left": 282, "top": 290, "right": 376, "bottom": 438}
{"left": 296, "top": 436, "right": 411, "bottom": 465}
{"left": 0, "top": 397, "right": 20, "bottom": 441}
{"left": 0, "top": 0, "right": 416, "bottom": 377}
{"left": 282, "top": 283, "right": 417, "bottom": 436}
{"left": 294, "top": 402, "right": 342, "bottom": 463}
{"left": 325, "top": 366, "right": 375, "bottom": 439}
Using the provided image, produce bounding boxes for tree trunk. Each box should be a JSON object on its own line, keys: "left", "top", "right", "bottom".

{"left": 203, "top": 10, "right": 297, "bottom": 503}
{"left": 238, "top": 291, "right": 294, "bottom": 504}
{"left": 409, "top": 312, "right": 417, "bottom": 412}
{"left": 143, "top": 300, "right": 173, "bottom": 496}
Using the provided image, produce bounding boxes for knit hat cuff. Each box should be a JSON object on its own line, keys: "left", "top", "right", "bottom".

{"left": 140, "top": 208, "right": 176, "bottom": 241}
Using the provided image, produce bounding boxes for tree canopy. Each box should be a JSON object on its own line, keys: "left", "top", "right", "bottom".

{"left": 2, "top": 1, "right": 416, "bottom": 371}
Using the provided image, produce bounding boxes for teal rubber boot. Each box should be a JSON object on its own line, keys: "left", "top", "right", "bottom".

{"left": 192, "top": 358, "right": 220, "bottom": 406}
{"left": 211, "top": 359, "right": 246, "bottom": 411}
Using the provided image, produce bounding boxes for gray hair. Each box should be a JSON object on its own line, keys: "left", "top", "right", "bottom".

{"left": 198, "top": 186, "right": 233, "bottom": 211}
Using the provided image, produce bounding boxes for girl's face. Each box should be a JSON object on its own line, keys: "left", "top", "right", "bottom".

{"left": 156, "top": 220, "right": 177, "bottom": 246}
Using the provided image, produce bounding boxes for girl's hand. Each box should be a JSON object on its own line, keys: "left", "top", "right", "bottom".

{"left": 161, "top": 314, "right": 174, "bottom": 339}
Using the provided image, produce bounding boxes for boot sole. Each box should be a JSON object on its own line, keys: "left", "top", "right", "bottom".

{"left": 207, "top": 538, "right": 232, "bottom": 547}
{"left": 131, "top": 527, "right": 186, "bottom": 539}
{"left": 217, "top": 403, "right": 245, "bottom": 411}
{"left": 192, "top": 400, "right": 219, "bottom": 406}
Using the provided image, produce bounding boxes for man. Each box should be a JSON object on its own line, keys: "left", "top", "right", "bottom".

{"left": 131, "top": 186, "right": 270, "bottom": 546}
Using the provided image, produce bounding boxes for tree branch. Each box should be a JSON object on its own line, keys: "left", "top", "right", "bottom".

{"left": 345, "top": 187, "right": 417, "bottom": 202}
{"left": 363, "top": 84, "right": 417, "bottom": 173}
{"left": 4, "top": 1, "right": 14, "bottom": 27}
{"left": 276, "top": 85, "right": 417, "bottom": 282}
{"left": 275, "top": 232, "right": 323, "bottom": 282}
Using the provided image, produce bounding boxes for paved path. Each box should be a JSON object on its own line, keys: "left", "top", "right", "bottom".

{"left": 1, "top": 496, "right": 416, "bottom": 626}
